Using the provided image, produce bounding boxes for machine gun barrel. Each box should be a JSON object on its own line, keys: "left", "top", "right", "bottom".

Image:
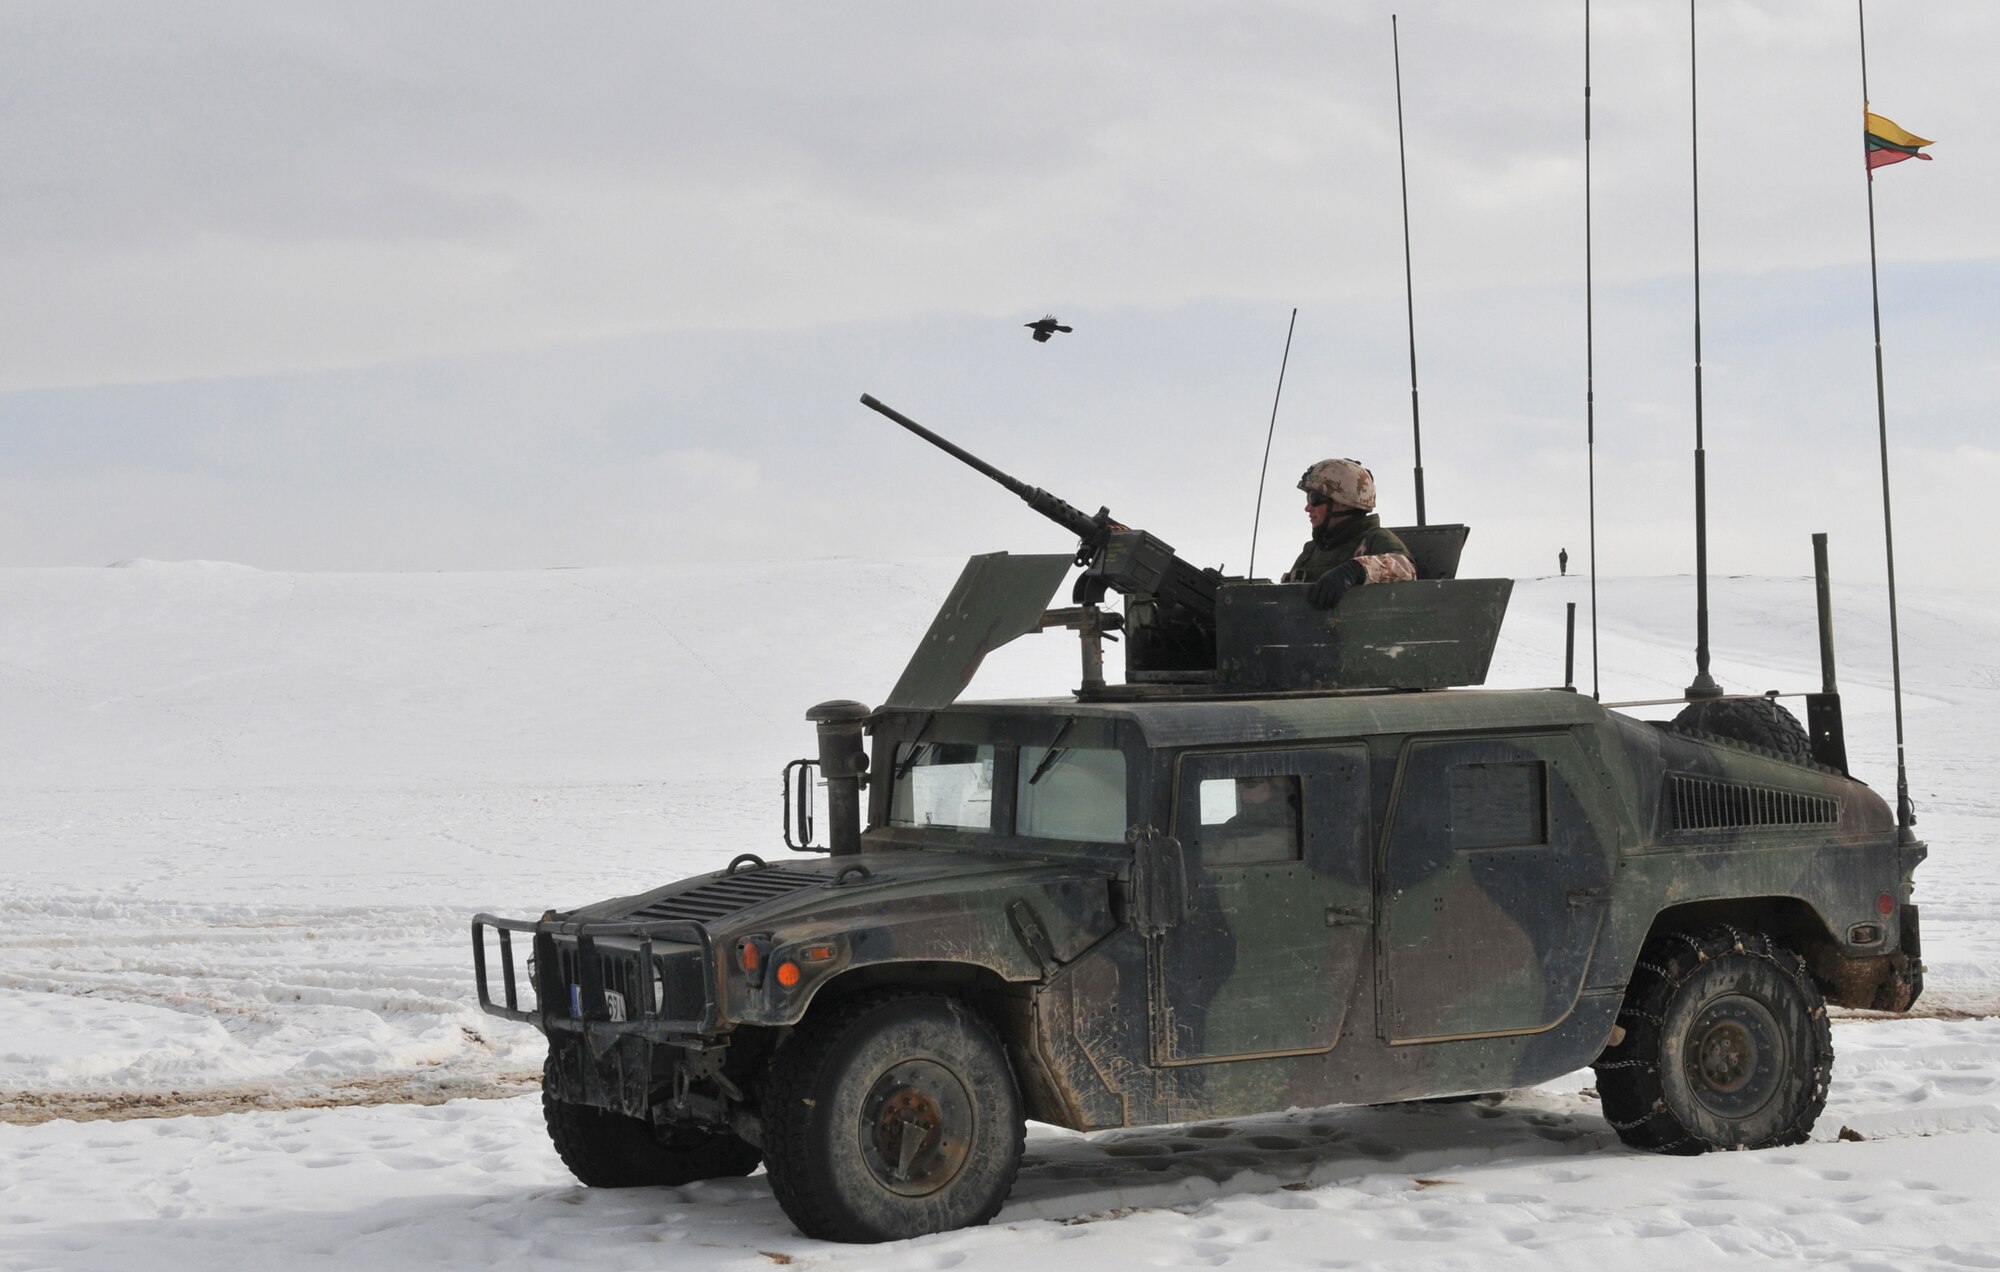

{"left": 861, "top": 390, "right": 1220, "bottom": 686}
{"left": 860, "top": 393, "right": 1104, "bottom": 544}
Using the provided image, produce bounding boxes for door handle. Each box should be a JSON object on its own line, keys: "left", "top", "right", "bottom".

{"left": 1325, "top": 906, "right": 1369, "bottom": 927}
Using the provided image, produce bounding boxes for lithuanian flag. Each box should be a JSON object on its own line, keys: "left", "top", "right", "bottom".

{"left": 1866, "top": 109, "right": 1934, "bottom": 170}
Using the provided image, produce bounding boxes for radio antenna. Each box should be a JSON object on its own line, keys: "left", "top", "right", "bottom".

{"left": 1584, "top": 0, "right": 1601, "bottom": 700}
{"left": 1685, "top": 0, "right": 1722, "bottom": 700}
{"left": 1392, "top": 14, "right": 1428, "bottom": 526}
{"left": 1248, "top": 306, "right": 1299, "bottom": 579}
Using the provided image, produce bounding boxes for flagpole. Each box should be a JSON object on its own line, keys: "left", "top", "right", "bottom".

{"left": 1857, "top": 0, "right": 1916, "bottom": 841}
{"left": 1392, "top": 14, "right": 1427, "bottom": 526}
{"left": 1685, "top": 0, "right": 1721, "bottom": 699}
{"left": 1584, "top": 0, "right": 1601, "bottom": 701}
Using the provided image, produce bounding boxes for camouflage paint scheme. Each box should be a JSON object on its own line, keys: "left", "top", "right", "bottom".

{"left": 476, "top": 685, "right": 1921, "bottom": 1138}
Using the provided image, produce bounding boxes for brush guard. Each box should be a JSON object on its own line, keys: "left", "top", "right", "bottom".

{"left": 472, "top": 913, "right": 719, "bottom": 1040}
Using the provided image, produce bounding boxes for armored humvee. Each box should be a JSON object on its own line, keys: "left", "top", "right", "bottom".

{"left": 472, "top": 398, "right": 1925, "bottom": 1243}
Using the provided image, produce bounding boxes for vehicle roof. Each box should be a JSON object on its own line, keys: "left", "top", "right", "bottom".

{"left": 905, "top": 688, "right": 1610, "bottom": 749}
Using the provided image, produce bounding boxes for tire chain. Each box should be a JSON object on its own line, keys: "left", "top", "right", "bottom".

{"left": 1591, "top": 924, "right": 1833, "bottom": 1154}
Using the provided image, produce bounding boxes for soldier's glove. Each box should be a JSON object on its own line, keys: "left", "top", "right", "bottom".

{"left": 1307, "top": 559, "right": 1366, "bottom": 610}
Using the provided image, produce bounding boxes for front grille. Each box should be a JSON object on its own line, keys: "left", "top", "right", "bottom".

{"left": 628, "top": 867, "right": 825, "bottom": 923}
{"left": 555, "top": 945, "right": 644, "bottom": 1017}
{"left": 1665, "top": 774, "right": 1838, "bottom": 833}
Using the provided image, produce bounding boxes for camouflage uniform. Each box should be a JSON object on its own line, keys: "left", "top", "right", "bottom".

{"left": 1283, "top": 514, "right": 1417, "bottom": 586}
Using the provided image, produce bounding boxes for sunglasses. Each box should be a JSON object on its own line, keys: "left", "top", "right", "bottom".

{"left": 1306, "top": 494, "right": 1332, "bottom": 508}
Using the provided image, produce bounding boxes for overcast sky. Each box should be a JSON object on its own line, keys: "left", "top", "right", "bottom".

{"left": 1, "top": 0, "right": 1992, "bottom": 592}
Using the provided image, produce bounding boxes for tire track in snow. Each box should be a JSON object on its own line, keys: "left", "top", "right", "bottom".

{"left": 2, "top": 1069, "right": 543, "bottom": 1125}
{"left": 0, "top": 898, "right": 546, "bottom": 1122}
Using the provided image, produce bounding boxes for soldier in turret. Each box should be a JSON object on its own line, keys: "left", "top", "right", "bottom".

{"left": 1283, "top": 458, "right": 1417, "bottom": 608}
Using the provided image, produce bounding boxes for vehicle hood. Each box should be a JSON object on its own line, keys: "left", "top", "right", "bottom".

{"left": 557, "top": 848, "right": 1119, "bottom": 970}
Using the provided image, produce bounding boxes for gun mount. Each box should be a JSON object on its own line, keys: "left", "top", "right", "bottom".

{"left": 863, "top": 394, "right": 1507, "bottom": 704}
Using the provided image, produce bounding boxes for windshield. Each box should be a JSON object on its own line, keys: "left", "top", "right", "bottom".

{"left": 1018, "top": 745, "right": 1128, "bottom": 843}
{"left": 888, "top": 742, "right": 995, "bottom": 831}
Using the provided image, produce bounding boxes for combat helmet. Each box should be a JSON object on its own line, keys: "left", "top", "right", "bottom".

{"left": 1298, "top": 457, "right": 1376, "bottom": 512}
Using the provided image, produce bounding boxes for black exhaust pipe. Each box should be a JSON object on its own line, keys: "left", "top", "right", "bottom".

{"left": 807, "top": 700, "right": 872, "bottom": 857}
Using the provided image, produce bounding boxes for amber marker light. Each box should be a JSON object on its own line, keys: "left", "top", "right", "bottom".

{"left": 802, "top": 945, "right": 836, "bottom": 962}
{"left": 776, "top": 962, "right": 802, "bottom": 988}
{"left": 737, "top": 938, "right": 771, "bottom": 988}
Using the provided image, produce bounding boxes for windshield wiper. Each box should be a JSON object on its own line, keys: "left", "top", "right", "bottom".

{"left": 893, "top": 713, "right": 939, "bottom": 781}
{"left": 1027, "top": 718, "right": 1076, "bottom": 786}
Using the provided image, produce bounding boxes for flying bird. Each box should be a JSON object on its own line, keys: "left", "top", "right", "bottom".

{"left": 1025, "top": 315, "right": 1072, "bottom": 343}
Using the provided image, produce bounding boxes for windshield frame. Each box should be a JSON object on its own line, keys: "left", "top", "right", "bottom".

{"left": 865, "top": 708, "right": 1141, "bottom": 863}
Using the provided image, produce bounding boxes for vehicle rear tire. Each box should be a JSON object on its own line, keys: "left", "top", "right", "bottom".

{"left": 542, "top": 1053, "right": 763, "bottom": 1187}
{"left": 1673, "top": 697, "right": 1813, "bottom": 764}
{"left": 761, "top": 992, "right": 1025, "bottom": 1243}
{"left": 1595, "top": 926, "right": 1832, "bottom": 1155}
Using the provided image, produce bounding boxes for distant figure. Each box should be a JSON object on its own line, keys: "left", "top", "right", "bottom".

{"left": 1283, "top": 458, "right": 1416, "bottom": 609}
{"left": 1560, "top": 547, "right": 1569, "bottom": 577}
{"left": 1025, "top": 315, "right": 1072, "bottom": 343}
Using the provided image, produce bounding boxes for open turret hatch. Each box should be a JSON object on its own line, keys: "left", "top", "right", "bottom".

{"left": 886, "top": 538, "right": 1511, "bottom": 709}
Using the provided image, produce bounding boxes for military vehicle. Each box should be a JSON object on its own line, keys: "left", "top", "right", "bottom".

{"left": 472, "top": 396, "right": 1925, "bottom": 1243}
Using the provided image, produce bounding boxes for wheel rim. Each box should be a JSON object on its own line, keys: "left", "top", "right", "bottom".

{"left": 857, "top": 1058, "right": 975, "bottom": 1197}
{"left": 1682, "top": 993, "right": 1786, "bottom": 1120}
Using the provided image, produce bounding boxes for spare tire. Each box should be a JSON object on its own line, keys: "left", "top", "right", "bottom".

{"left": 1673, "top": 697, "right": 1812, "bottom": 764}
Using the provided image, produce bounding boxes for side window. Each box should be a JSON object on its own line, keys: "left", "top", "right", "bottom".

{"left": 1192, "top": 774, "right": 1303, "bottom": 867}
{"left": 1448, "top": 760, "right": 1548, "bottom": 850}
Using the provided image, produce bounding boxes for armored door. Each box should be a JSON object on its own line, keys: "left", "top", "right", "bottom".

{"left": 1377, "top": 731, "right": 1614, "bottom": 1042}
{"left": 1152, "top": 746, "right": 1371, "bottom": 1063}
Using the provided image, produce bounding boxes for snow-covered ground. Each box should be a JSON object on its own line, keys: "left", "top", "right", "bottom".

{"left": 3, "top": 559, "right": 1997, "bottom": 1269}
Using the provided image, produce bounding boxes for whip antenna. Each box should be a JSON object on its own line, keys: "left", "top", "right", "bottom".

{"left": 1585, "top": 0, "right": 1601, "bottom": 700}
{"left": 1685, "top": 0, "right": 1721, "bottom": 699}
{"left": 1248, "top": 306, "right": 1299, "bottom": 579}
{"left": 1393, "top": 14, "right": 1428, "bottom": 526}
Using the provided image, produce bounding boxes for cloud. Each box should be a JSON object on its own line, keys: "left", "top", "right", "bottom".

{"left": 2, "top": 0, "right": 1990, "bottom": 391}
{"left": 2, "top": 253, "right": 1986, "bottom": 590}
{"left": 0, "top": 1, "right": 1989, "bottom": 589}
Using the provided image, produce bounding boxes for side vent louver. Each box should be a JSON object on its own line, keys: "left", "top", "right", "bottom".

{"left": 629, "top": 868, "right": 825, "bottom": 923}
{"left": 1666, "top": 774, "right": 1837, "bottom": 833}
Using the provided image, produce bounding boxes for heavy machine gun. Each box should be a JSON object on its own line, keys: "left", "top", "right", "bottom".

{"left": 862, "top": 393, "right": 1222, "bottom": 678}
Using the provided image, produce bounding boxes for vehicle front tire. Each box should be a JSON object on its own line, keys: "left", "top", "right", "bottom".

{"left": 542, "top": 1053, "right": 763, "bottom": 1187}
{"left": 1595, "top": 926, "right": 1832, "bottom": 1154}
{"left": 762, "top": 992, "right": 1025, "bottom": 1243}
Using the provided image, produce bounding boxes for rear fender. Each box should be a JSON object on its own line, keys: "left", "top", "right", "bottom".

{"left": 1634, "top": 895, "right": 1922, "bottom": 1011}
